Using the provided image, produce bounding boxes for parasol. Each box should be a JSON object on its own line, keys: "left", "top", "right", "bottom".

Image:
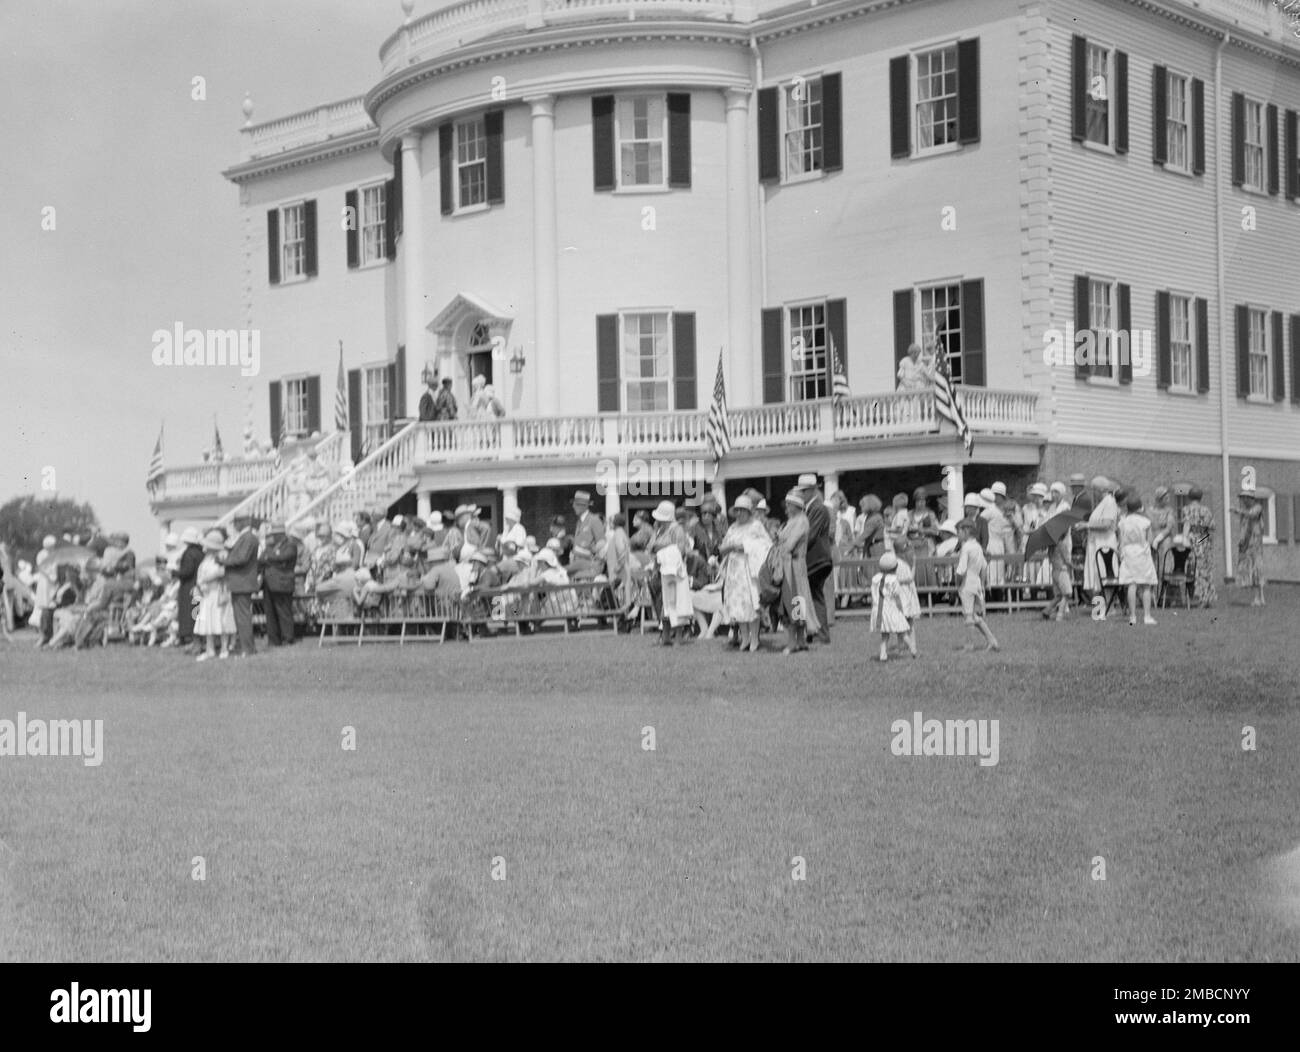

{"left": 1023, "top": 492, "right": 1094, "bottom": 560}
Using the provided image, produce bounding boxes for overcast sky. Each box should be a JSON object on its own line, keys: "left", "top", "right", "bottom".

{"left": 0, "top": 0, "right": 411, "bottom": 551}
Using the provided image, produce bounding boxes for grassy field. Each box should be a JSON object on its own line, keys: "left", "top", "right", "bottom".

{"left": 1, "top": 588, "right": 1298, "bottom": 962}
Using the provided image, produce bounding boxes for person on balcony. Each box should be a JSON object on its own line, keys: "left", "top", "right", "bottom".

{"left": 433, "top": 376, "right": 459, "bottom": 421}
{"left": 418, "top": 373, "right": 439, "bottom": 422}
{"left": 896, "top": 342, "right": 933, "bottom": 392}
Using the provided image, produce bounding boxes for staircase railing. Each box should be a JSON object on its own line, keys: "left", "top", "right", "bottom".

{"left": 286, "top": 421, "right": 422, "bottom": 530}
{"left": 215, "top": 431, "right": 347, "bottom": 529}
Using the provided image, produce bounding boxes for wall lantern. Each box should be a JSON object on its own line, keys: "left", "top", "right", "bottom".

{"left": 509, "top": 346, "right": 526, "bottom": 374}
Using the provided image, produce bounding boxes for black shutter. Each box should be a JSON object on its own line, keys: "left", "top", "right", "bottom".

{"left": 485, "top": 109, "right": 504, "bottom": 205}
{"left": 1192, "top": 79, "right": 1206, "bottom": 175}
{"left": 762, "top": 308, "right": 784, "bottom": 404}
{"left": 1286, "top": 110, "right": 1299, "bottom": 200}
{"left": 1235, "top": 304, "right": 1251, "bottom": 397}
{"left": 439, "top": 122, "right": 454, "bottom": 214}
{"left": 345, "top": 189, "right": 359, "bottom": 269}
{"left": 889, "top": 56, "right": 911, "bottom": 158}
{"left": 826, "top": 298, "right": 847, "bottom": 386}
{"left": 1231, "top": 93, "right": 1245, "bottom": 186}
{"left": 821, "top": 74, "right": 843, "bottom": 171}
{"left": 757, "top": 87, "right": 780, "bottom": 182}
{"left": 1267, "top": 103, "right": 1279, "bottom": 196}
{"left": 268, "top": 381, "right": 282, "bottom": 445}
{"left": 347, "top": 368, "right": 362, "bottom": 464}
{"left": 1272, "top": 311, "right": 1285, "bottom": 402}
{"left": 384, "top": 179, "right": 397, "bottom": 260}
{"left": 393, "top": 144, "right": 404, "bottom": 238}
{"left": 1071, "top": 36, "right": 1088, "bottom": 143}
{"left": 1292, "top": 315, "right": 1300, "bottom": 404}
{"left": 957, "top": 39, "right": 980, "bottom": 145}
{"left": 592, "top": 95, "right": 616, "bottom": 191}
{"left": 1196, "top": 298, "right": 1210, "bottom": 394}
{"left": 303, "top": 200, "right": 318, "bottom": 278}
{"left": 667, "top": 93, "right": 692, "bottom": 188}
{"left": 596, "top": 314, "right": 620, "bottom": 412}
{"left": 1075, "top": 275, "right": 1091, "bottom": 380}
{"left": 672, "top": 313, "right": 697, "bottom": 410}
{"left": 306, "top": 375, "right": 322, "bottom": 434}
{"left": 267, "top": 209, "right": 280, "bottom": 285}
{"left": 387, "top": 360, "right": 399, "bottom": 429}
{"left": 1279, "top": 496, "right": 1292, "bottom": 546}
{"left": 1155, "top": 290, "right": 1171, "bottom": 389}
{"left": 394, "top": 345, "right": 407, "bottom": 422}
{"left": 1152, "top": 66, "right": 1167, "bottom": 166}
{"left": 1114, "top": 51, "right": 1129, "bottom": 155}
{"left": 1295, "top": 495, "right": 1300, "bottom": 543}
{"left": 960, "top": 280, "right": 985, "bottom": 387}
{"left": 1117, "top": 283, "right": 1133, "bottom": 384}
{"left": 893, "top": 289, "right": 914, "bottom": 380}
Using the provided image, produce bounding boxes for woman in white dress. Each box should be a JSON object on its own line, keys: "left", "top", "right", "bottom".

{"left": 1117, "top": 493, "right": 1158, "bottom": 625}
{"left": 718, "top": 495, "right": 772, "bottom": 652}
{"left": 979, "top": 488, "right": 1008, "bottom": 588}
{"left": 1020, "top": 483, "right": 1053, "bottom": 588}
{"left": 194, "top": 530, "right": 235, "bottom": 661}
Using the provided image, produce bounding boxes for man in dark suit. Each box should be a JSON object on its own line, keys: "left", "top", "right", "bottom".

{"left": 175, "top": 527, "right": 205, "bottom": 653}
{"left": 417, "top": 373, "right": 439, "bottom": 422}
{"left": 260, "top": 517, "right": 299, "bottom": 646}
{"left": 799, "top": 473, "right": 833, "bottom": 644}
{"left": 567, "top": 490, "right": 606, "bottom": 579}
{"left": 222, "top": 514, "right": 261, "bottom": 656}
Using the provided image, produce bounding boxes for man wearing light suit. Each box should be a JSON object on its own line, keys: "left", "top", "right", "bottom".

{"left": 222, "top": 514, "right": 261, "bottom": 656}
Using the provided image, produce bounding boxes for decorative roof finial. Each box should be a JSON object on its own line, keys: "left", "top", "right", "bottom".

{"left": 242, "top": 93, "right": 254, "bottom": 127}
{"left": 401, "top": 0, "right": 415, "bottom": 24}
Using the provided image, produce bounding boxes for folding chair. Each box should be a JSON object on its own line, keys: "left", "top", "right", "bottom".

{"left": 1095, "top": 547, "right": 1124, "bottom": 617}
{"left": 1157, "top": 546, "right": 1191, "bottom": 609}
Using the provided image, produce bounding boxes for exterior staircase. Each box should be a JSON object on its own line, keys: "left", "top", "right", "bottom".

{"left": 214, "top": 431, "right": 348, "bottom": 529}
{"left": 285, "top": 421, "right": 422, "bottom": 529}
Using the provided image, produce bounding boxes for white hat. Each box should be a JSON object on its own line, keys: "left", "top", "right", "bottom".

{"left": 963, "top": 492, "right": 985, "bottom": 508}
{"left": 429, "top": 511, "right": 443, "bottom": 527}
{"left": 797, "top": 473, "right": 819, "bottom": 489}
{"left": 878, "top": 552, "right": 899, "bottom": 571}
{"left": 652, "top": 500, "right": 676, "bottom": 523}
{"left": 43, "top": 535, "right": 57, "bottom": 549}
{"left": 535, "top": 548, "right": 559, "bottom": 568}
{"left": 731, "top": 495, "right": 754, "bottom": 512}
{"left": 1049, "top": 481, "right": 1067, "bottom": 496}
{"left": 979, "top": 488, "right": 996, "bottom": 504}
{"left": 503, "top": 504, "right": 520, "bottom": 522}
{"left": 180, "top": 527, "right": 204, "bottom": 546}
{"left": 991, "top": 481, "right": 1008, "bottom": 497}
{"left": 1027, "top": 483, "right": 1049, "bottom": 499}
{"left": 164, "top": 532, "right": 180, "bottom": 549}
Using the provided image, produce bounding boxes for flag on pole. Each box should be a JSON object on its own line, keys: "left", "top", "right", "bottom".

{"left": 273, "top": 410, "right": 288, "bottom": 471}
{"left": 705, "top": 347, "right": 732, "bottom": 464}
{"left": 334, "top": 340, "right": 348, "bottom": 432}
{"left": 932, "top": 341, "right": 973, "bottom": 456}
{"left": 212, "top": 417, "right": 224, "bottom": 462}
{"left": 146, "top": 423, "right": 164, "bottom": 492}
{"left": 829, "top": 331, "right": 850, "bottom": 405}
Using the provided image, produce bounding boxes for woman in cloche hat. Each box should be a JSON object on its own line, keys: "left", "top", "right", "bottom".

{"left": 194, "top": 529, "right": 235, "bottom": 662}
{"left": 774, "top": 490, "right": 820, "bottom": 654}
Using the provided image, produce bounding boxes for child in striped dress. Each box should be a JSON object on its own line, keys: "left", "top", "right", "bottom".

{"left": 871, "top": 552, "right": 917, "bottom": 661}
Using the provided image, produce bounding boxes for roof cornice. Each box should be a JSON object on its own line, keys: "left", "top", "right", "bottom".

{"left": 222, "top": 127, "right": 380, "bottom": 185}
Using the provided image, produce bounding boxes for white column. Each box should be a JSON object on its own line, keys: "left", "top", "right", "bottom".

{"left": 943, "top": 464, "right": 964, "bottom": 523}
{"left": 823, "top": 472, "right": 839, "bottom": 504}
{"left": 401, "top": 132, "right": 427, "bottom": 418}
{"left": 417, "top": 489, "right": 432, "bottom": 520}
{"left": 724, "top": 88, "right": 755, "bottom": 409}
{"left": 604, "top": 485, "right": 621, "bottom": 521}
{"left": 501, "top": 484, "right": 519, "bottom": 520}
{"left": 528, "top": 95, "right": 560, "bottom": 417}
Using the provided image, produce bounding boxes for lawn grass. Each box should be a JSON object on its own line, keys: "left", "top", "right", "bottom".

{"left": 1, "top": 588, "right": 1297, "bottom": 961}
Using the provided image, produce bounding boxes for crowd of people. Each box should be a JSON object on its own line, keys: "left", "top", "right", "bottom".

{"left": 1, "top": 467, "right": 1271, "bottom": 660}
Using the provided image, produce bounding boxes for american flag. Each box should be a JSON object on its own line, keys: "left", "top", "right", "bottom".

{"left": 212, "top": 417, "right": 224, "bottom": 461}
{"left": 145, "top": 423, "right": 164, "bottom": 492}
{"left": 705, "top": 347, "right": 731, "bottom": 464}
{"left": 829, "top": 331, "right": 850, "bottom": 404}
{"left": 273, "top": 411, "right": 288, "bottom": 471}
{"left": 334, "top": 340, "right": 348, "bottom": 431}
{"left": 932, "top": 341, "right": 973, "bottom": 456}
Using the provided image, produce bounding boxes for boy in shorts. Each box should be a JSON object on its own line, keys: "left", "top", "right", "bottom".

{"left": 957, "top": 519, "right": 1000, "bottom": 652}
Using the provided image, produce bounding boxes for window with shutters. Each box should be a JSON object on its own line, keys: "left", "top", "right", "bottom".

{"left": 622, "top": 313, "right": 672, "bottom": 411}
{"left": 1085, "top": 43, "right": 1113, "bottom": 148}
{"left": 363, "top": 364, "right": 390, "bottom": 452}
{"left": 455, "top": 117, "right": 488, "bottom": 210}
{"left": 783, "top": 76, "right": 824, "bottom": 180}
{"left": 915, "top": 45, "right": 959, "bottom": 153}
{"left": 1247, "top": 307, "right": 1270, "bottom": 399}
{"left": 1169, "top": 293, "right": 1193, "bottom": 391}
{"left": 1243, "top": 99, "right": 1266, "bottom": 191}
{"left": 1165, "top": 71, "right": 1190, "bottom": 173}
{"left": 360, "top": 183, "right": 387, "bottom": 265}
{"left": 1089, "top": 277, "right": 1118, "bottom": 382}
{"left": 788, "top": 303, "right": 828, "bottom": 401}
{"left": 918, "top": 284, "right": 964, "bottom": 383}
{"left": 285, "top": 376, "right": 310, "bottom": 436}
{"left": 616, "top": 96, "right": 667, "bottom": 189}
{"left": 280, "top": 203, "right": 307, "bottom": 282}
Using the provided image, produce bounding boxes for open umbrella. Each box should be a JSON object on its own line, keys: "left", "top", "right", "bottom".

{"left": 1023, "top": 492, "right": 1094, "bottom": 560}
{"left": 38, "top": 544, "right": 97, "bottom": 580}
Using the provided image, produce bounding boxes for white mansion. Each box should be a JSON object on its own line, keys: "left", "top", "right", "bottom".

{"left": 148, "top": 0, "right": 1300, "bottom": 581}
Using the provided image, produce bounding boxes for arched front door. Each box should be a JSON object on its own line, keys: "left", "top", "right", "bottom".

{"left": 464, "top": 321, "right": 495, "bottom": 397}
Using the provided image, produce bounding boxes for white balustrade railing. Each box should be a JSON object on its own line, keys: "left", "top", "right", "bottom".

{"left": 287, "top": 421, "right": 423, "bottom": 529}
{"left": 214, "top": 432, "right": 347, "bottom": 528}
{"left": 150, "top": 456, "right": 280, "bottom": 502}
{"left": 729, "top": 401, "right": 823, "bottom": 448}
{"left": 241, "top": 97, "right": 374, "bottom": 162}
{"left": 513, "top": 415, "right": 604, "bottom": 458}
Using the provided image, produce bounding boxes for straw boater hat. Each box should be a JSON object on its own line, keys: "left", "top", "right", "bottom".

{"left": 1090, "top": 475, "right": 1115, "bottom": 493}
{"left": 797, "top": 473, "right": 819, "bottom": 489}
{"left": 731, "top": 494, "right": 754, "bottom": 513}
{"left": 1068, "top": 472, "right": 1087, "bottom": 487}
{"left": 267, "top": 517, "right": 286, "bottom": 534}
{"left": 180, "top": 527, "right": 203, "bottom": 546}
{"left": 652, "top": 500, "right": 676, "bottom": 523}
{"left": 454, "top": 504, "right": 477, "bottom": 520}
{"left": 572, "top": 490, "right": 591, "bottom": 507}
{"left": 878, "top": 552, "right": 899, "bottom": 571}
{"left": 202, "top": 530, "right": 225, "bottom": 553}
{"left": 783, "top": 490, "right": 805, "bottom": 509}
